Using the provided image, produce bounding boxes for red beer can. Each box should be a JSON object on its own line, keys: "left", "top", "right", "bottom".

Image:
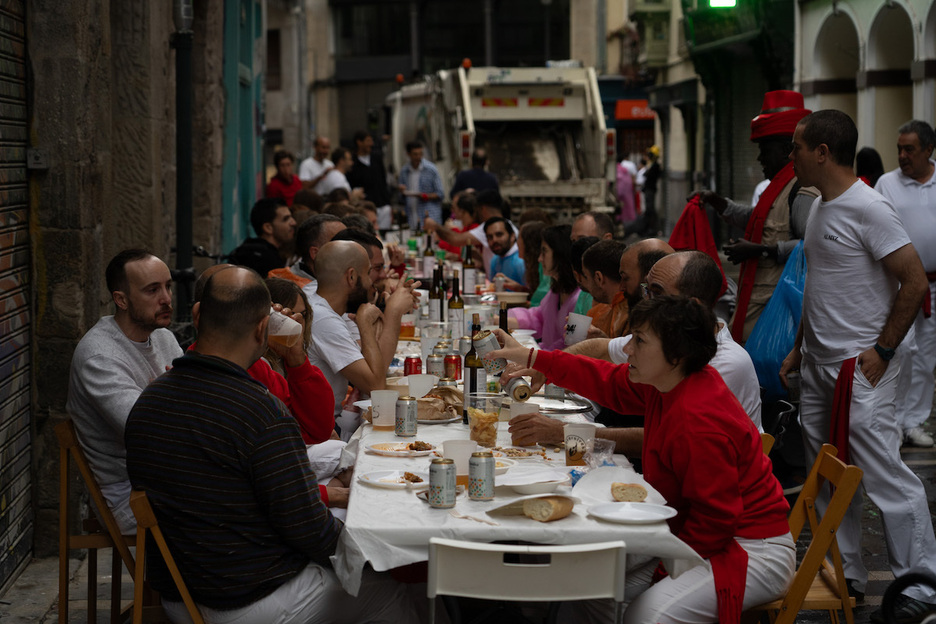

{"left": 444, "top": 354, "right": 462, "bottom": 380}
{"left": 404, "top": 356, "right": 422, "bottom": 375}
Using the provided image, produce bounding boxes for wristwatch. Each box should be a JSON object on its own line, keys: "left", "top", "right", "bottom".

{"left": 874, "top": 343, "right": 896, "bottom": 361}
{"left": 761, "top": 246, "right": 770, "bottom": 258}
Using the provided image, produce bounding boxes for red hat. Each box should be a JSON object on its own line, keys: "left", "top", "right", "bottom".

{"left": 750, "top": 90, "right": 810, "bottom": 142}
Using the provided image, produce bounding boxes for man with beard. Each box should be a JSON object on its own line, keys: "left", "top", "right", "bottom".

{"left": 229, "top": 198, "right": 296, "bottom": 277}
{"left": 66, "top": 249, "right": 183, "bottom": 534}
{"left": 485, "top": 216, "right": 526, "bottom": 286}
{"left": 307, "top": 241, "right": 411, "bottom": 439}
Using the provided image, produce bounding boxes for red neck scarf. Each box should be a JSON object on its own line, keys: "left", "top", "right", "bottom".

{"left": 730, "top": 162, "right": 796, "bottom": 342}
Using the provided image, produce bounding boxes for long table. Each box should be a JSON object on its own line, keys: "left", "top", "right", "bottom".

{"left": 331, "top": 420, "right": 706, "bottom": 595}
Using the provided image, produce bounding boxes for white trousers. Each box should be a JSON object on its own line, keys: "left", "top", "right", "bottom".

{"left": 162, "top": 564, "right": 419, "bottom": 624}
{"left": 567, "top": 535, "right": 795, "bottom": 624}
{"left": 801, "top": 356, "right": 936, "bottom": 602}
{"left": 896, "top": 283, "right": 936, "bottom": 430}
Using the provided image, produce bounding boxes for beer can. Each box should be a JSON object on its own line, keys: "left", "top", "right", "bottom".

{"left": 438, "top": 377, "right": 458, "bottom": 387}
{"left": 469, "top": 451, "right": 495, "bottom": 501}
{"left": 404, "top": 356, "right": 422, "bottom": 375}
{"left": 505, "top": 376, "right": 532, "bottom": 402}
{"left": 472, "top": 329, "right": 507, "bottom": 376}
{"left": 494, "top": 275, "right": 506, "bottom": 292}
{"left": 433, "top": 340, "right": 452, "bottom": 354}
{"left": 459, "top": 336, "right": 472, "bottom": 356}
{"left": 444, "top": 354, "right": 462, "bottom": 380}
{"left": 427, "top": 353, "right": 445, "bottom": 377}
{"left": 395, "top": 396, "right": 418, "bottom": 436}
{"left": 429, "top": 458, "right": 457, "bottom": 508}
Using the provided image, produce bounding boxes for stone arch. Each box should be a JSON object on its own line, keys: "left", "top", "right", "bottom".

{"left": 926, "top": 2, "right": 936, "bottom": 59}
{"left": 810, "top": 10, "right": 860, "bottom": 122}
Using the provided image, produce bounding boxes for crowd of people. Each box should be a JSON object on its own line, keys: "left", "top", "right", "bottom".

{"left": 64, "top": 107, "right": 936, "bottom": 624}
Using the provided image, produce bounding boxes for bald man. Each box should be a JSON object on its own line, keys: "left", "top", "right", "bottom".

{"left": 307, "top": 241, "right": 418, "bottom": 439}
{"left": 619, "top": 238, "right": 676, "bottom": 310}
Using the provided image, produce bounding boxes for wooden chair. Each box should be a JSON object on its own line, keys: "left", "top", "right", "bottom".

{"left": 428, "top": 538, "right": 627, "bottom": 624}
{"left": 747, "top": 443, "right": 864, "bottom": 624}
{"left": 57, "top": 419, "right": 136, "bottom": 624}
{"left": 761, "top": 432, "right": 775, "bottom": 455}
{"left": 129, "top": 490, "right": 205, "bottom": 624}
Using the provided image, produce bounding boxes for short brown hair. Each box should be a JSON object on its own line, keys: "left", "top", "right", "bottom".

{"left": 628, "top": 295, "right": 716, "bottom": 375}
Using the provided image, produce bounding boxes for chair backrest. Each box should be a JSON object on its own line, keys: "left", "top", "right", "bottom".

{"left": 56, "top": 419, "right": 136, "bottom": 576}
{"left": 428, "top": 538, "right": 626, "bottom": 603}
{"left": 130, "top": 490, "right": 205, "bottom": 624}
{"left": 773, "top": 443, "right": 863, "bottom": 624}
{"left": 760, "top": 432, "right": 775, "bottom": 455}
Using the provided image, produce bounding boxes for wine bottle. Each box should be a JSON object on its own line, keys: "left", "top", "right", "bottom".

{"left": 435, "top": 266, "right": 447, "bottom": 322}
{"left": 462, "top": 245, "right": 476, "bottom": 297}
{"left": 422, "top": 233, "right": 435, "bottom": 278}
{"left": 464, "top": 313, "right": 487, "bottom": 424}
{"left": 499, "top": 301, "right": 509, "bottom": 333}
{"left": 428, "top": 266, "right": 442, "bottom": 321}
{"left": 448, "top": 270, "right": 465, "bottom": 335}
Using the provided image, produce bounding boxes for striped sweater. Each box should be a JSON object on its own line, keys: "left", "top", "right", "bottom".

{"left": 125, "top": 351, "right": 342, "bottom": 609}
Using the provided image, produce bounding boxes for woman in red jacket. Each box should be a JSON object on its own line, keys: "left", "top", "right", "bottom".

{"left": 492, "top": 296, "right": 793, "bottom": 624}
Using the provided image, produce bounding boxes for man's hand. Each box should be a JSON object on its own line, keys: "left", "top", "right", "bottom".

{"left": 496, "top": 273, "right": 525, "bottom": 292}
{"left": 423, "top": 217, "right": 439, "bottom": 233}
{"left": 489, "top": 329, "right": 533, "bottom": 367}
{"left": 508, "top": 413, "right": 564, "bottom": 446}
{"left": 500, "top": 361, "right": 546, "bottom": 393}
{"left": 384, "top": 278, "right": 420, "bottom": 316}
{"left": 779, "top": 345, "right": 803, "bottom": 389}
{"left": 353, "top": 303, "right": 383, "bottom": 329}
{"left": 585, "top": 324, "right": 608, "bottom": 340}
{"left": 325, "top": 486, "right": 350, "bottom": 509}
{"left": 724, "top": 238, "right": 769, "bottom": 265}
{"left": 688, "top": 189, "right": 727, "bottom": 215}
{"left": 386, "top": 242, "right": 406, "bottom": 267}
{"left": 857, "top": 347, "right": 888, "bottom": 387}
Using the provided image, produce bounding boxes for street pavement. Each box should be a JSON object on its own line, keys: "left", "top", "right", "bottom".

{"left": 1, "top": 425, "right": 935, "bottom": 623}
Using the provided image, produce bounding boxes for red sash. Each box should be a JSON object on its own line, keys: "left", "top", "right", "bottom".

{"left": 924, "top": 272, "right": 936, "bottom": 318}
{"left": 831, "top": 357, "right": 857, "bottom": 464}
{"left": 730, "top": 162, "right": 797, "bottom": 342}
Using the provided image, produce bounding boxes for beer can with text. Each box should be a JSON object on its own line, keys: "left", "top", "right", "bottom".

{"left": 438, "top": 377, "right": 458, "bottom": 387}
{"left": 404, "top": 356, "right": 422, "bottom": 375}
{"left": 429, "top": 458, "right": 456, "bottom": 508}
{"left": 444, "top": 354, "right": 462, "bottom": 380}
{"left": 472, "top": 330, "right": 507, "bottom": 376}
{"left": 469, "top": 451, "right": 495, "bottom": 501}
{"left": 427, "top": 353, "right": 445, "bottom": 378}
{"left": 459, "top": 336, "right": 472, "bottom": 356}
{"left": 395, "top": 396, "right": 418, "bottom": 437}
{"left": 505, "top": 376, "right": 532, "bottom": 402}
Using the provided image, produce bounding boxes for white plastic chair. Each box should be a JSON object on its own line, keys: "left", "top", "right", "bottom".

{"left": 427, "top": 538, "right": 627, "bottom": 624}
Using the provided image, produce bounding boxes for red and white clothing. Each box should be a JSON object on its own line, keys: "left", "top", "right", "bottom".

{"left": 266, "top": 175, "right": 303, "bottom": 207}
{"left": 533, "top": 350, "right": 791, "bottom": 624}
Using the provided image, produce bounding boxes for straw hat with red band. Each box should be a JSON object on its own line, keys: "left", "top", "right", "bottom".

{"left": 750, "top": 90, "right": 811, "bottom": 142}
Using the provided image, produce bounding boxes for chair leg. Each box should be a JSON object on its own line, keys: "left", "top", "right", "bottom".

{"left": 111, "top": 546, "right": 122, "bottom": 624}
{"left": 88, "top": 548, "right": 98, "bottom": 624}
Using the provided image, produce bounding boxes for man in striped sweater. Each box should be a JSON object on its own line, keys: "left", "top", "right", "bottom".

{"left": 125, "top": 266, "right": 415, "bottom": 623}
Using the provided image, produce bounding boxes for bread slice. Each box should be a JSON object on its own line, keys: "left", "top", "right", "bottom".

{"left": 611, "top": 482, "right": 648, "bottom": 502}
{"left": 522, "top": 496, "right": 574, "bottom": 522}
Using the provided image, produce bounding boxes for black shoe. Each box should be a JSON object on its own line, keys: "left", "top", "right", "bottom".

{"left": 846, "top": 579, "right": 865, "bottom": 604}
{"left": 870, "top": 594, "right": 936, "bottom": 624}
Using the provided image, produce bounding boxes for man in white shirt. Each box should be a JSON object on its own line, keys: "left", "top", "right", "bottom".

{"left": 780, "top": 110, "right": 936, "bottom": 619}
{"left": 874, "top": 119, "right": 936, "bottom": 448}
{"left": 306, "top": 241, "right": 418, "bottom": 439}
{"left": 318, "top": 147, "right": 363, "bottom": 200}
{"left": 298, "top": 136, "right": 334, "bottom": 194}
{"left": 504, "top": 251, "right": 763, "bottom": 454}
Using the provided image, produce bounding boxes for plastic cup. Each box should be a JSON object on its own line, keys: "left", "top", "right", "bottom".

{"left": 443, "top": 439, "right": 478, "bottom": 487}
{"left": 585, "top": 438, "right": 616, "bottom": 469}
{"left": 467, "top": 393, "right": 503, "bottom": 448}
{"left": 370, "top": 390, "right": 399, "bottom": 431}
{"left": 509, "top": 401, "right": 541, "bottom": 420}
{"left": 564, "top": 312, "right": 593, "bottom": 346}
{"left": 399, "top": 314, "right": 416, "bottom": 339}
{"left": 406, "top": 374, "right": 439, "bottom": 399}
{"left": 268, "top": 307, "right": 302, "bottom": 348}
{"left": 564, "top": 423, "right": 597, "bottom": 466}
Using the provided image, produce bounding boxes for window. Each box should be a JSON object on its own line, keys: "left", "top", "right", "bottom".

{"left": 267, "top": 29, "right": 282, "bottom": 91}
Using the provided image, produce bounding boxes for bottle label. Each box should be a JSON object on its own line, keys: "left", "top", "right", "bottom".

{"left": 428, "top": 299, "right": 441, "bottom": 320}
{"left": 463, "top": 268, "right": 476, "bottom": 296}
{"left": 423, "top": 256, "right": 435, "bottom": 277}
{"left": 447, "top": 308, "right": 465, "bottom": 335}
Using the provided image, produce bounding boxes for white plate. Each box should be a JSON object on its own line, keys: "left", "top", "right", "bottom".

{"left": 492, "top": 446, "right": 544, "bottom": 460}
{"left": 358, "top": 470, "right": 430, "bottom": 489}
{"left": 366, "top": 442, "right": 435, "bottom": 457}
{"left": 571, "top": 466, "right": 666, "bottom": 506}
{"left": 418, "top": 416, "right": 461, "bottom": 425}
{"left": 587, "top": 502, "right": 677, "bottom": 525}
{"left": 495, "top": 458, "right": 517, "bottom": 475}
{"left": 353, "top": 399, "right": 372, "bottom": 410}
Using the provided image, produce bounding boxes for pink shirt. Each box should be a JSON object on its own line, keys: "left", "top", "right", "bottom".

{"left": 508, "top": 288, "right": 581, "bottom": 350}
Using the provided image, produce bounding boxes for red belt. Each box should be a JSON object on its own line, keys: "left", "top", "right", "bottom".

{"left": 924, "top": 272, "right": 936, "bottom": 318}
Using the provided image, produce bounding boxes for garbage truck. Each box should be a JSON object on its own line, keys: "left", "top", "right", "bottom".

{"left": 384, "top": 63, "right": 616, "bottom": 221}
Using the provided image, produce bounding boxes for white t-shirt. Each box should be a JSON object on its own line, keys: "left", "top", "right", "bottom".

{"left": 307, "top": 293, "right": 364, "bottom": 417}
{"left": 751, "top": 178, "right": 770, "bottom": 206}
{"left": 301, "top": 277, "right": 318, "bottom": 300}
{"left": 607, "top": 321, "right": 763, "bottom": 431}
{"left": 875, "top": 162, "right": 936, "bottom": 272}
{"left": 298, "top": 157, "right": 334, "bottom": 194}
{"left": 317, "top": 169, "right": 352, "bottom": 197}
{"left": 802, "top": 181, "right": 911, "bottom": 364}
{"left": 469, "top": 221, "right": 520, "bottom": 276}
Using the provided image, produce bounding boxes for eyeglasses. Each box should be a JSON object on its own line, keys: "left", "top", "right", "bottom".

{"left": 639, "top": 283, "right": 650, "bottom": 300}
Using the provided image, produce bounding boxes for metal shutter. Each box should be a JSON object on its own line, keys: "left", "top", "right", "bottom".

{"left": 0, "top": 0, "right": 30, "bottom": 592}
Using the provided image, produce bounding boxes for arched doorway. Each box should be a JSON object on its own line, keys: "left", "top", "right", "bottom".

{"left": 866, "top": 3, "right": 914, "bottom": 171}
{"left": 921, "top": 2, "right": 936, "bottom": 124}
{"left": 811, "top": 11, "right": 860, "bottom": 123}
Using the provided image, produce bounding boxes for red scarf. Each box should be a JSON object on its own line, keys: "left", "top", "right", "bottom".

{"left": 831, "top": 357, "right": 857, "bottom": 464}
{"left": 668, "top": 196, "right": 728, "bottom": 297}
{"left": 730, "top": 162, "right": 796, "bottom": 342}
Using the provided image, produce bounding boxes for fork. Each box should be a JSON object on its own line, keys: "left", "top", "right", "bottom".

{"left": 449, "top": 508, "right": 500, "bottom": 526}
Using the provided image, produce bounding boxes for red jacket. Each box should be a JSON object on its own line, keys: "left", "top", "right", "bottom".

{"left": 265, "top": 174, "right": 303, "bottom": 206}
{"left": 246, "top": 357, "right": 335, "bottom": 445}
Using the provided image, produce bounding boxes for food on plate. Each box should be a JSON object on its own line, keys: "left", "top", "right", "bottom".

{"left": 407, "top": 440, "right": 432, "bottom": 452}
{"left": 494, "top": 446, "right": 534, "bottom": 458}
{"left": 611, "top": 482, "right": 648, "bottom": 502}
{"left": 522, "top": 496, "right": 574, "bottom": 522}
{"left": 468, "top": 407, "right": 498, "bottom": 447}
{"left": 402, "top": 471, "right": 423, "bottom": 484}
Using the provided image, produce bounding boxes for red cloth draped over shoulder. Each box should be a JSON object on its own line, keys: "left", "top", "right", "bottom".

{"left": 668, "top": 195, "right": 727, "bottom": 298}
{"left": 729, "top": 162, "right": 796, "bottom": 342}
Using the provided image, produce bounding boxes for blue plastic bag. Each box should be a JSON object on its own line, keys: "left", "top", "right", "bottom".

{"left": 745, "top": 240, "right": 807, "bottom": 403}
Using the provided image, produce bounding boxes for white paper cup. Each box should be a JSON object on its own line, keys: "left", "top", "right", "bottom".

{"left": 564, "top": 423, "right": 597, "bottom": 466}
{"left": 268, "top": 307, "right": 302, "bottom": 348}
{"left": 510, "top": 401, "right": 541, "bottom": 419}
{"left": 406, "top": 374, "right": 439, "bottom": 398}
{"left": 443, "top": 439, "right": 478, "bottom": 485}
{"left": 370, "top": 390, "right": 399, "bottom": 431}
{"left": 564, "top": 312, "right": 593, "bottom": 346}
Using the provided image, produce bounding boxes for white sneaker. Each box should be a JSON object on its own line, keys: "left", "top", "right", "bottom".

{"left": 904, "top": 427, "right": 935, "bottom": 448}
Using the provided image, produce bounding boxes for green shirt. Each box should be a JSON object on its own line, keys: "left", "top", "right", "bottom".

{"left": 529, "top": 263, "right": 551, "bottom": 306}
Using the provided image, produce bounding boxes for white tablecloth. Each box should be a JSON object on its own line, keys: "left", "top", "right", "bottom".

{"left": 331, "top": 422, "right": 706, "bottom": 595}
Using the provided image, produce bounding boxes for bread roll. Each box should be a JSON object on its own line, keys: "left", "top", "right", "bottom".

{"left": 611, "top": 482, "right": 647, "bottom": 502}
{"left": 522, "top": 496, "right": 574, "bottom": 522}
